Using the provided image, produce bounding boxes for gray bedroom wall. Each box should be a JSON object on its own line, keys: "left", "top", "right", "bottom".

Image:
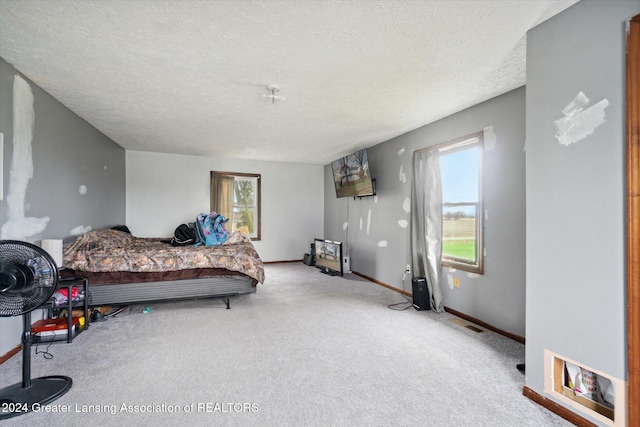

{"left": 0, "top": 57, "right": 126, "bottom": 356}
{"left": 324, "top": 86, "right": 527, "bottom": 337}
{"left": 525, "top": 0, "right": 637, "bottom": 419}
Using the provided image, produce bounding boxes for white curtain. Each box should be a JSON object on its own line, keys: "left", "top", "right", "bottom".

{"left": 410, "top": 148, "right": 444, "bottom": 312}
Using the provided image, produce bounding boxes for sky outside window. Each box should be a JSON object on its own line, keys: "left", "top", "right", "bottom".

{"left": 440, "top": 146, "right": 478, "bottom": 205}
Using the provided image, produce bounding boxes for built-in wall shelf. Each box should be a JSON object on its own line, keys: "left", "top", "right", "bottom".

{"left": 543, "top": 350, "right": 626, "bottom": 426}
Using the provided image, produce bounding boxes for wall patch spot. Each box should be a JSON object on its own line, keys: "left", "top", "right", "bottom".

{"left": 1, "top": 75, "right": 50, "bottom": 240}
{"left": 366, "top": 209, "right": 372, "bottom": 235}
{"left": 70, "top": 225, "right": 92, "bottom": 235}
{"left": 399, "top": 164, "right": 407, "bottom": 183}
{"left": 555, "top": 91, "right": 609, "bottom": 146}
{"left": 79, "top": 185, "right": 88, "bottom": 195}
{"left": 398, "top": 219, "right": 408, "bottom": 228}
{"left": 377, "top": 240, "right": 388, "bottom": 247}
{"left": 398, "top": 147, "right": 405, "bottom": 156}
{"left": 402, "top": 197, "right": 411, "bottom": 213}
{"left": 483, "top": 125, "right": 496, "bottom": 151}
{"left": 342, "top": 222, "right": 349, "bottom": 231}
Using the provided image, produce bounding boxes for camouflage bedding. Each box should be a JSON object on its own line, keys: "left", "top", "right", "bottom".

{"left": 62, "top": 229, "right": 265, "bottom": 284}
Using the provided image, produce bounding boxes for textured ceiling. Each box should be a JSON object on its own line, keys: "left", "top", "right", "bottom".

{"left": 0, "top": 0, "right": 579, "bottom": 165}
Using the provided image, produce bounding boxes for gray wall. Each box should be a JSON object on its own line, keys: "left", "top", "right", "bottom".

{"left": 126, "top": 150, "right": 324, "bottom": 262}
{"left": 324, "top": 86, "right": 527, "bottom": 336}
{"left": 525, "top": 0, "right": 638, "bottom": 419}
{"left": 0, "top": 57, "right": 126, "bottom": 355}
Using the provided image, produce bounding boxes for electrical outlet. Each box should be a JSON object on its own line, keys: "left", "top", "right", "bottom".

{"left": 406, "top": 264, "right": 411, "bottom": 272}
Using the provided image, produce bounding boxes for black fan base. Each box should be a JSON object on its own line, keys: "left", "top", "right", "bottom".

{"left": 0, "top": 375, "right": 72, "bottom": 420}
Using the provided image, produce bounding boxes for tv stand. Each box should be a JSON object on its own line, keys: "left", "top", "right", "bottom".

{"left": 320, "top": 268, "right": 341, "bottom": 276}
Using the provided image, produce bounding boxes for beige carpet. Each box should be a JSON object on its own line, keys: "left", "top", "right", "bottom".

{"left": 0, "top": 263, "right": 571, "bottom": 426}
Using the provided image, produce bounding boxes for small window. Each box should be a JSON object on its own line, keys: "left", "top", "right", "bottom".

{"left": 439, "top": 132, "right": 483, "bottom": 274}
{"left": 210, "top": 171, "right": 261, "bottom": 241}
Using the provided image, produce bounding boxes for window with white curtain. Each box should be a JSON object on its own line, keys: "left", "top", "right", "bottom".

{"left": 439, "top": 132, "right": 483, "bottom": 273}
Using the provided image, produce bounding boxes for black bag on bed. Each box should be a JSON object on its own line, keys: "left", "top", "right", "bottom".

{"left": 171, "top": 223, "right": 197, "bottom": 246}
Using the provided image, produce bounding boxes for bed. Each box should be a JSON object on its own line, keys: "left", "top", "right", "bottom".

{"left": 61, "top": 228, "right": 264, "bottom": 307}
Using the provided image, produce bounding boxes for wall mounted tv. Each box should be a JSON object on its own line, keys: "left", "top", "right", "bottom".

{"left": 314, "top": 238, "right": 343, "bottom": 276}
{"left": 331, "top": 148, "right": 375, "bottom": 198}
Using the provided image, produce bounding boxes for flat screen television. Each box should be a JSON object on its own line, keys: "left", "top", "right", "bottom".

{"left": 314, "top": 238, "right": 343, "bottom": 276}
{"left": 331, "top": 148, "right": 375, "bottom": 198}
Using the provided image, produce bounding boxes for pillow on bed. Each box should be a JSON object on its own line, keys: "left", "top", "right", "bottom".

{"left": 224, "top": 231, "right": 251, "bottom": 244}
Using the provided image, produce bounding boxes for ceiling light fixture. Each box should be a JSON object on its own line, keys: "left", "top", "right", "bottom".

{"left": 263, "top": 84, "right": 285, "bottom": 104}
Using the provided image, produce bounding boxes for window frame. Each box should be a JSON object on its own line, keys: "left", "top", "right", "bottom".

{"left": 210, "top": 171, "right": 261, "bottom": 241}
{"left": 437, "top": 132, "right": 484, "bottom": 274}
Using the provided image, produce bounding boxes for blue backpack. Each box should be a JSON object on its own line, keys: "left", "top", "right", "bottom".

{"left": 194, "top": 211, "right": 229, "bottom": 246}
